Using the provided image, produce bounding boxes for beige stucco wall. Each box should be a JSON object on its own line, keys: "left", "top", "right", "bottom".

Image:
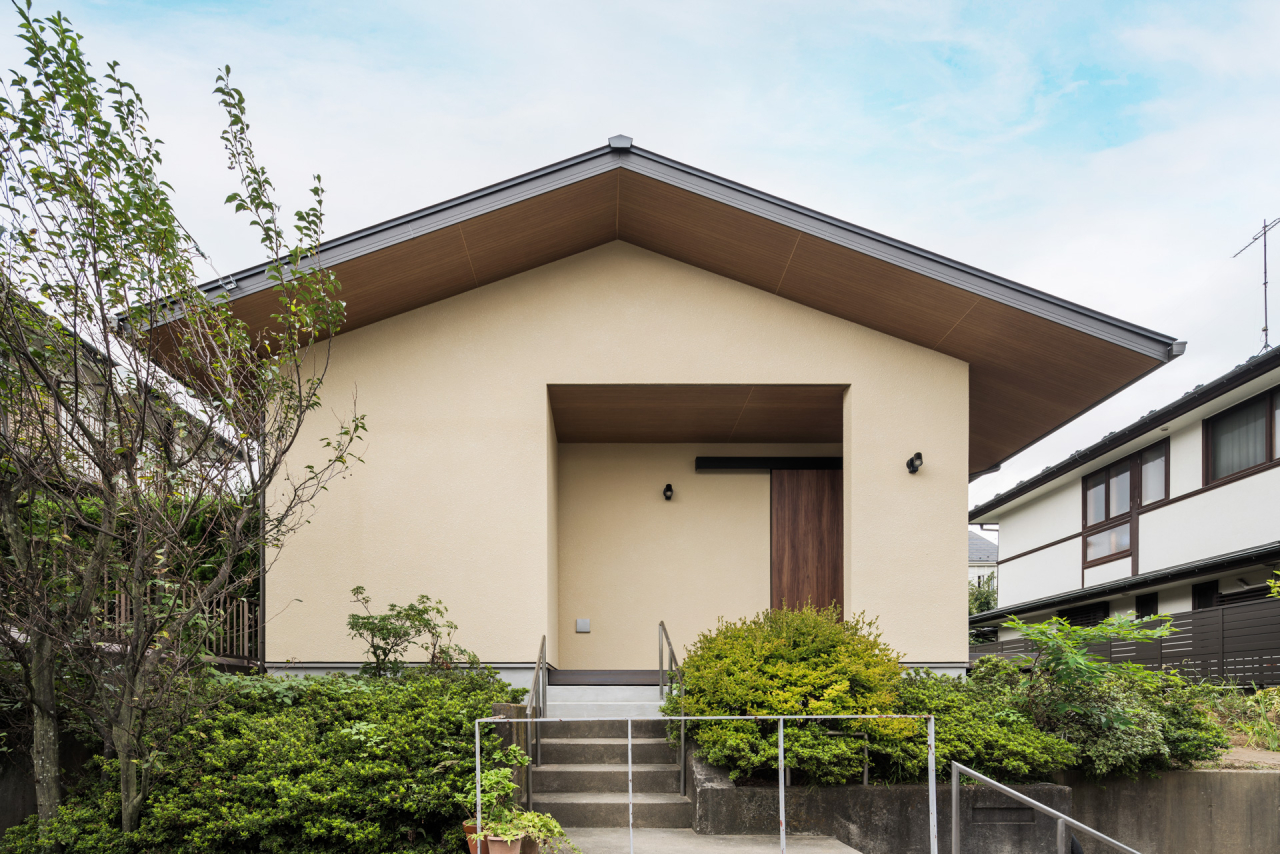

{"left": 267, "top": 241, "right": 970, "bottom": 667}
{"left": 556, "top": 442, "right": 840, "bottom": 670}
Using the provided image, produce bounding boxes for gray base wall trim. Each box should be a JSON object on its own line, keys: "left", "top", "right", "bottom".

{"left": 902, "top": 662, "right": 969, "bottom": 677}
{"left": 690, "top": 753, "right": 1069, "bottom": 854}
{"left": 265, "top": 661, "right": 540, "bottom": 692}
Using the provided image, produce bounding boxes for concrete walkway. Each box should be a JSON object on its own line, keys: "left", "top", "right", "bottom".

{"left": 564, "top": 828, "right": 859, "bottom": 854}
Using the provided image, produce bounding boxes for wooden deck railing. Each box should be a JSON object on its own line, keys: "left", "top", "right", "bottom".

{"left": 100, "top": 588, "right": 260, "bottom": 665}
{"left": 970, "top": 595, "right": 1280, "bottom": 687}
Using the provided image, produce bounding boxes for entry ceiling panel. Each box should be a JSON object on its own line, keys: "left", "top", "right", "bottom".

{"left": 548, "top": 384, "right": 845, "bottom": 443}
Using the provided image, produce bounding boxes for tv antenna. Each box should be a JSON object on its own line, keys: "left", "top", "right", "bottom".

{"left": 1233, "top": 217, "right": 1280, "bottom": 352}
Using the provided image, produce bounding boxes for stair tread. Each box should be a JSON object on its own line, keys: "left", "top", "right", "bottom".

{"left": 533, "top": 763, "right": 678, "bottom": 772}
{"left": 540, "top": 738, "right": 669, "bottom": 745}
{"left": 532, "top": 792, "right": 690, "bottom": 804}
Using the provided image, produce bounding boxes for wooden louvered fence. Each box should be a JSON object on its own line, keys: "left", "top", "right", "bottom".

{"left": 969, "top": 595, "right": 1280, "bottom": 687}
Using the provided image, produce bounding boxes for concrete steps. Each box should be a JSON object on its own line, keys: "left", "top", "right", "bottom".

{"left": 545, "top": 684, "right": 664, "bottom": 722}
{"left": 532, "top": 763, "right": 680, "bottom": 793}
{"left": 540, "top": 737, "right": 674, "bottom": 765}
{"left": 530, "top": 687, "right": 690, "bottom": 828}
{"left": 530, "top": 792, "right": 693, "bottom": 828}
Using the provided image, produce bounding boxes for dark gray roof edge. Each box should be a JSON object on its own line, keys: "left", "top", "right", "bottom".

{"left": 970, "top": 346, "right": 1280, "bottom": 520}
{"left": 968, "top": 540, "right": 1280, "bottom": 626}
{"left": 198, "top": 143, "right": 1178, "bottom": 361}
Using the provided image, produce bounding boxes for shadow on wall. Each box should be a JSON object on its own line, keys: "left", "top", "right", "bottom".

{"left": 0, "top": 737, "right": 96, "bottom": 834}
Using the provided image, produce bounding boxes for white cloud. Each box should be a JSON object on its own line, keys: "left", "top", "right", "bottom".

{"left": 4, "top": 0, "right": 1278, "bottom": 509}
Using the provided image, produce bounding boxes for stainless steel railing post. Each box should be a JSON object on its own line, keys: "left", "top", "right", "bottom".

{"left": 951, "top": 761, "right": 959, "bottom": 854}
{"left": 778, "top": 717, "right": 787, "bottom": 854}
{"left": 928, "top": 716, "right": 938, "bottom": 854}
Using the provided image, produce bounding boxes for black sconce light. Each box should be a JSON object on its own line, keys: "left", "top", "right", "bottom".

{"left": 906, "top": 452, "right": 923, "bottom": 474}
{"left": 663, "top": 483, "right": 674, "bottom": 500}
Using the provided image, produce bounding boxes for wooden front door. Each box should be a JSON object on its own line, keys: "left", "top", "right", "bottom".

{"left": 770, "top": 469, "right": 843, "bottom": 613}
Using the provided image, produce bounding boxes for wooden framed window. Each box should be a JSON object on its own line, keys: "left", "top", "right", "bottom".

{"left": 1191, "top": 580, "right": 1218, "bottom": 611}
{"left": 1134, "top": 592, "right": 1158, "bottom": 619}
{"left": 1204, "top": 388, "right": 1279, "bottom": 484}
{"left": 1081, "top": 440, "right": 1169, "bottom": 572}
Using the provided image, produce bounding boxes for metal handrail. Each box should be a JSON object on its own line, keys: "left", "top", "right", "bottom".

{"left": 950, "top": 762, "right": 1141, "bottom": 854}
{"left": 519, "top": 637, "right": 545, "bottom": 814}
{"left": 657, "top": 621, "right": 687, "bottom": 796}
{"left": 476, "top": 712, "right": 939, "bottom": 854}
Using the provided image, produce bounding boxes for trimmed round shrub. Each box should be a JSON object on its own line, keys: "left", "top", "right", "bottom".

{"left": 663, "top": 606, "right": 903, "bottom": 784}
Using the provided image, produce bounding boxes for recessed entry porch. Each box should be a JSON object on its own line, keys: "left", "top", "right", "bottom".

{"left": 551, "top": 384, "right": 846, "bottom": 676}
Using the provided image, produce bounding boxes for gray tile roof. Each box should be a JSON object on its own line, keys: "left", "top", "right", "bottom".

{"left": 968, "top": 531, "right": 998, "bottom": 564}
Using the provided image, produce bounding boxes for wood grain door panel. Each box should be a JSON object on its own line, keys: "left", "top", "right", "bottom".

{"left": 770, "top": 469, "right": 843, "bottom": 613}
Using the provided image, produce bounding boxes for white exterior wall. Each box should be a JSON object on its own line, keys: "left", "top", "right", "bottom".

{"left": 997, "top": 482, "right": 1081, "bottom": 560}
{"left": 1138, "top": 465, "right": 1280, "bottom": 572}
{"left": 997, "top": 539, "right": 1080, "bottom": 606}
{"left": 1083, "top": 557, "right": 1131, "bottom": 587}
{"left": 1167, "top": 422, "right": 1201, "bottom": 498}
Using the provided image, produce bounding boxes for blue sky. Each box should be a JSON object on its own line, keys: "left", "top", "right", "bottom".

{"left": 5, "top": 1, "right": 1279, "bottom": 513}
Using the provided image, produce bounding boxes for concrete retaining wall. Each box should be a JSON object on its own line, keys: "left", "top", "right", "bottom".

{"left": 1064, "top": 770, "right": 1280, "bottom": 854}
{"left": 689, "top": 754, "right": 1071, "bottom": 854}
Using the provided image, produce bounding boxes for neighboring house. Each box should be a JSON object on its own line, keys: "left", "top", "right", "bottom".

{"left": 189, "top": 137, "right": 1180, "bottom": 686}
{"left": 968, "top": 531, "right": 997, "bottom": 582}
{"left": 969, "top": 347, "right": 1280, "bottom": 685}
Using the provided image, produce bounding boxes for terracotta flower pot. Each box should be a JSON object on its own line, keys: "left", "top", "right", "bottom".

{"left": 463, "top": 824, "right": 490, "bottom": 854}
{"left": 485, "top": 837, "right": 536, "bottom": 854}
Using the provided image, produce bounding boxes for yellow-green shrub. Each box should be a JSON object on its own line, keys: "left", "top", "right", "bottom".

{"left": 663, "top": 606, "right": 903, "bottom": 784}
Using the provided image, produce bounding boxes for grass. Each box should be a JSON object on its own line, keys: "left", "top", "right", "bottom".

{"left": 1205, "top": 684, "right": 1280, "bottom": 752}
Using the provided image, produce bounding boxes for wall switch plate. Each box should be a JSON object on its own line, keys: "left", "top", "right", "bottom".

{"left": 575, "top": 618, "right": 590, "bottom": 633}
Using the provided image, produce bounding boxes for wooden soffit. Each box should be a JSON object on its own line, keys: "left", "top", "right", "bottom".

{"left": 549, "top": 384, "right": 844, "bottom": 443}
{"left": 204, "top": 145, "right": 1179, "bottom": 474}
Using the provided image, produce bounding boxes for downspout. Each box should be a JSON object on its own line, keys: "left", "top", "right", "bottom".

{"left": 257, "top": 411, "right": 266, "bottom": 674}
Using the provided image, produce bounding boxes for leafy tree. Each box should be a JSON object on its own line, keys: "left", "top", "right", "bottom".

{"left": 347, "top": 587, "right": 474, "bottom": 678}
{"left": 0, "top": 4, "right": 363, "bottom": 834}
{"left": 1000, "top": 614, "right": 1226, "bottom": 777}
{"left": 1002, "top": 613, "right": 1175, "bottom": 730}
{"left": 968, "top": 574, "right": 996, "bottom": 615}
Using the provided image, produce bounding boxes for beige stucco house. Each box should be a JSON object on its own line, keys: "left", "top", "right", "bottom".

{"left": 199, "top": 136, "right": 1181, "bottom": 684}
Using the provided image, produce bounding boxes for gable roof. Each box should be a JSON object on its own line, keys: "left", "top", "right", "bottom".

{"left": 970, "top": 345, "right": 1280, "bottom": 520}
{"left": 968, "top": 531, "right": 998, "bottom": 564}
{"left": 198, "top": 136, "right": 1181, "bottom": 474}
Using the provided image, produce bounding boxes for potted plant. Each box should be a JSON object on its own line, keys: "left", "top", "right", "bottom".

{"left": 473, "top": 810, "right": 580, "bottom": 854}
{"left": 461, "top": 768, "right": 522, "bottom": 854}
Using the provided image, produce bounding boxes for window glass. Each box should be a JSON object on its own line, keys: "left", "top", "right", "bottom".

{"left": 1085, "top": 471, "right": 1107, "bottom": 526}
{"left": 1210, "top": 398, "right": 1267, "bottom": 481}
{"left": 1135, "top": 592, "right": 1158, "bottom": 619}
{"left": 1108, "top": 463, "right": 1130, "bottom": 517}
{"left": 1140, "top": 445, "right": 1166, "bottom": 504}
{"left": 1085, "top": 523, "right": 1130, "bottom": 562}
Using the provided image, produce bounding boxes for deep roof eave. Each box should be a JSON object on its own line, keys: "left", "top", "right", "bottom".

{"left": 970, "top": 347, "right": 1280, "bottom": 521}
{"left": 196, "top": 142, "right": 1179, "bottom": 366}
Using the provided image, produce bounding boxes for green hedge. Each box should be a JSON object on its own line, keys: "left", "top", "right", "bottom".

{"left": 666, "top": 608, "right": 1228, "bottom": 785}
{"left": 3, "top": 669, "right": 524, "bottom": 854}
{"left": 874, "top": 662, "right": 1077, "bottom": 783}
